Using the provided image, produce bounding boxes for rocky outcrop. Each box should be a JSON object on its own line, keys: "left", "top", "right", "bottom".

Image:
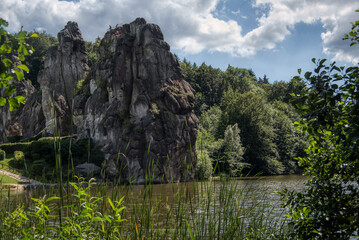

{"left": 73, "top": 18, "right": 198, "bottom": 183}
{"left": 1, "top": 19, "right": 198, "bottom": 184}
{"left": 38, "top": 21, "right": 89, "bottom": 135}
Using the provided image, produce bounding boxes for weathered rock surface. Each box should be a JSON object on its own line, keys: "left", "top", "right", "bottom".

{"left": 1, "top": 19, "right": 198, "bottom": 184}
{"left": 38, "top": 21, "right": 89, "bottom": 135}
{"left": 73, "top": 18, "right": 198, "bottom": 183}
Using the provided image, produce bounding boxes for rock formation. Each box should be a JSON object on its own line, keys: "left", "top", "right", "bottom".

{"left": 38, "top": 21, "right": 89, "bottom": 135}
{"left": 0, "top": 19, "right": 198, "bottom": 184}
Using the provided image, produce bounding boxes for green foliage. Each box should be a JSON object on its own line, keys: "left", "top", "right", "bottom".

{"left": 76, "top": 78, "right": 86, "bottom": 89}
{"left": 150, "top": 102, "right": 160, "bottom": 115}
{"left": 272, "top": 101, "right": 308, "bottom": 173}
{"left": 86, "top": 39, "right": 100, "bottom": 70}
{"left": 0, "top": 18, "right": 37, "bottom": 111}
{"left": 11, "top": 150, "right": 25, "bottom": 169}
{"left": 0, "top": 149, "right": 5, "bottom": 161}
{"left": 284, "top": 11, "right": 359, "bottom": 238}
{"left": 199, "top": 105, "right": 222, "bottom": 138}
{"left": 0, "top": 178, "right": 126, "bottom": 239}
{"left": 343, "top": 9, "right": 359, "bottom": 46}
{"left": 180, "top": 61, "right": 224, "bottom": 114}
{"left": 181, "top": 59, "right": 306, "bottom": 176}
{"left": 24, "top": 31, "right": 58, "bottom": 87}
{"left": 195, "top": 148, "right": 213, "bottom": 180}
{"left": 221, "top": 90, "right": 278, "bottom": 174}
{"left": 0, "top": 142, "right": 31, "bottom": 154}
{"left": 195, "top": 128, "right": 217, "bottom": 179}
{"left": 223, "top": 65, "right": 258, "bottom": 94}
{"left": 218, "top": 124, "right": 247, "bottom": 176}
{"left": 0, "top": 137, "right": 103, "bottom": 179}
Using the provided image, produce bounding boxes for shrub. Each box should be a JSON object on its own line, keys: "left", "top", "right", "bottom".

{"left": 0, "top": 142, "right": 31, "bottom": 154}
{"left": 6, "top": 136, "right": 21, "bottom": 143}
{"left": 0, "top": 149, "right": 5, "bottom": 161}
{"left": 195, "top": 149, "right": 213, "bottom": 180}
{"left": 10, "top": 151, "right": 26, "bottom": 169}
{"left": 30, "top": 159, "right": 48, "bottom": 176}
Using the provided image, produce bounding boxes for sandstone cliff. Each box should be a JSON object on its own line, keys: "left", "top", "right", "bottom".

{"left": 0, "top": 19, "right": 198, "bottom": 184}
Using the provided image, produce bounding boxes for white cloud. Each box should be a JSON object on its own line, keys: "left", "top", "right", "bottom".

{"left": 1, "top": 0, "right": 359, "bottom": 64}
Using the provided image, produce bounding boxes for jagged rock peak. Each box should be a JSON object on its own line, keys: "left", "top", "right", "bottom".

{"left": 38, "top": 21, "right": 89, "bottom": 135}
{"left": 57, "top": 21, "right": 86, "bottom": 54}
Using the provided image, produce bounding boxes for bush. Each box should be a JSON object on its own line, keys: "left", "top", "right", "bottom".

{"left": 195, "top": 149, "right": 213, "bottom": 180}
{"left": 6, "top": 136, "right": 21, "bottom": 143}
{"left": 10, "top": 151, "right": 26, "bottom": 169}
{"left": 30, "top": 159, "right": 48, "bottom": 177}
{"left": 0, "top": 149, "right": 5, "bottom": 161}
{"left": 0, "top": 142, "right": 31, "bottom": 155}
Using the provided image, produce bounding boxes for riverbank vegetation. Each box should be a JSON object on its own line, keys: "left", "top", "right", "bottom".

{"left": 0, "top": 176, "right": 292, "bottom": 239}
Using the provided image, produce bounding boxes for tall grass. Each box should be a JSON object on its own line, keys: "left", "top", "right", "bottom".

{"left": 0, "top": 168, "right": 291, "bottom": 239}
{"left": 0, "top": 100, "right": 291, "bottom": 239}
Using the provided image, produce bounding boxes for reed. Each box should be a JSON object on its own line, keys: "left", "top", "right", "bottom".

{"left": 0, "top": 113, "right": 291, "bottom": 239}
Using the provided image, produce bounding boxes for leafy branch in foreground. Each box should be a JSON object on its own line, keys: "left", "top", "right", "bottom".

{"left": 0, "top": 18, "right": 37, "bottom": 111}
{"left": 283, "top": 9, "right": 359, "bottom": 239}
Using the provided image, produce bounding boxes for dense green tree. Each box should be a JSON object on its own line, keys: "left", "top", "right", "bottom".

{"left": 258, "top": 74, "right": 269, "bottom": 84}
{"left": 271, "top": 101, "right": 307, "bottom": 173}
{"left": 195, "top": 128, "right": 217, "bottom": 179}
{"left": 180, "top": 61, "right": 223, "bottom": 114}
{"left": 223, "top": 65, "right": 257, "bottom": 93}
{"left": 220, "top": 89, "right": 281, "bottom": 174}
{"left": 216, "top": 124, "right": 247, "bottom": 176}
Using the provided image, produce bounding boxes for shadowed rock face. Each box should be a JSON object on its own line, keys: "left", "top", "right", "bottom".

{"left": 0, "top": 19, "right": 198, "bottom": 184}
{"left": 38, "top": 21, "right": 89, "bottom": 135}
{"left": 74, "top": 18, "right": 198, "bottom": 183}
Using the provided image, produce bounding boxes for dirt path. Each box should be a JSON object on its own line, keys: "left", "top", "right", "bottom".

{"left": 0, "top": 169, "right": 42, "bottom": 185}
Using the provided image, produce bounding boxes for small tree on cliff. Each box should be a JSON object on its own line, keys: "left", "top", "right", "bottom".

{"left": 0, "top": 18, "right": 37, "bottom": 111}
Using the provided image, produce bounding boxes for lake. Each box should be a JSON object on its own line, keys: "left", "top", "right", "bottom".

{"left": 1, "top": 174, "right": 308, "bottom": 239}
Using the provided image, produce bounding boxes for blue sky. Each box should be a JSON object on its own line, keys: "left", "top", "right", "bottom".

{"left": 2, "top": 0, "right": 359, "bottom": 82}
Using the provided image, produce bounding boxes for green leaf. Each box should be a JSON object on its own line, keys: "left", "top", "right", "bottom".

{"left": 8, "top": 97, "right": 20, "bottom": 111}
{"left": 2, "top": 58, "right": 12, "bottom": 67}
{"left": 30, "top": 33, "right": 39, "bottom": 38}
{"left": 186, "top": 220, "right": 195, "bottom": 240}
{"left": 304, "top": 72, "right": 311, "bottom": 79}
{"left": 15, "top": 96, "right": 26, "bottom": 104}
{"left": 108, "top": 198, "right": 115, "bottom": 211}
{"left": 5, "top": 86, "right": 16, "bottom": 96}
{"left": 17, "top": 31, "right": 26, "bottom": 39}
{"left": 0, "top": 18, "right": 8, "bottom": 27}
{"left": 16, "top": 64, "right": 29, "bottom": 72}
{"left": 298, "top": 68, "right": 302, "bottom": 74}
{"left": 14, "top": 69, "right": 24, "bottom": 81}
{"left": 0, "top": 97, "right": 6, "bottom": 106}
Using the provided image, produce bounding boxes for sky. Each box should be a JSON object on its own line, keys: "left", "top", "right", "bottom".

{"left": 1, "top": 0, "right": 359, "bottom": 82}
